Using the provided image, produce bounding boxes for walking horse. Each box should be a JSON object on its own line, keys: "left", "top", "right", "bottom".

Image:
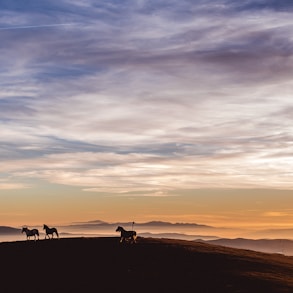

{"left": 43, "top": 224, "right": 59, "bottom": 239}
{"left": 22, "top": 227, "right": 39, "bottom": 241}
{"left": 116, "top": 226, "right": 137, "bottom": 243}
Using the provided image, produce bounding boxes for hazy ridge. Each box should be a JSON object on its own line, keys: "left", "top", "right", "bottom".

{"left": 1, "top": 220, "right": 293, "bottom": 256}
{"left": 0, "top": 226, "right": 21, "bottom": 234}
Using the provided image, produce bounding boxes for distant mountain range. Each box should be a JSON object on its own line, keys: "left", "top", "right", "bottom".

{"left": 1, "top": 220, "right": 293, "bottom": 256}
{"left": 67, "top": 220, "right": 213, "bottom": 229}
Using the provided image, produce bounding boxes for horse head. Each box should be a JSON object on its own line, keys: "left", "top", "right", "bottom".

{"left": 116, "top": 226, "right": 122, "bottom": 232}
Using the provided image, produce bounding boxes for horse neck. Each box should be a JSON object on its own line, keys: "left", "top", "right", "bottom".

{"left": 46, "top": 227, "right": 55, "bottom": 233}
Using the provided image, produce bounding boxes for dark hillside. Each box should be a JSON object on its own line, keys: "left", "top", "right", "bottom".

{"left": 0, "top": 237, "right": 292, "bottom": 292}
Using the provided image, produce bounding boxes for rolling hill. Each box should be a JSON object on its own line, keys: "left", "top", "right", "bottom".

{"left": 0, "top": 237, "right": 292, "bottom": 292}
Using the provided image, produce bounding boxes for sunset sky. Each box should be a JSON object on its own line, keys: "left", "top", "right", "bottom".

{"left": 1, "top": 1, "right": 293, "bottom": 231}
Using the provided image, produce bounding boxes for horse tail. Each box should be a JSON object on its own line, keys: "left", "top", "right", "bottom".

{"left": 55, "top": 229, "right": 59, "bottom": 238}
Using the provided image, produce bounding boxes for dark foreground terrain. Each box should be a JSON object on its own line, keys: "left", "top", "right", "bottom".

{"left": 1, "top": 237, "right": 292, "bottom": 293}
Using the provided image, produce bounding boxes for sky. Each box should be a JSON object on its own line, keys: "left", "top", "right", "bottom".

{"left": 1, "top": 0, "right": 293, "bottom": 232}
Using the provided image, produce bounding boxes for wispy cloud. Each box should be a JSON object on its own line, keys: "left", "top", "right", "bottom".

{"left": 1, "top": 0, "right": 293, "bottom": 192}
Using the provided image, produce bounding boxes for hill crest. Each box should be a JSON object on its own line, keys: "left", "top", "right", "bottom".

{"left": 0, "top": 237, "right": 292, "bottom": 292}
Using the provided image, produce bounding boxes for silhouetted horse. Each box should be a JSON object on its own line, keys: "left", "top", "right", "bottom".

{"left": 43, "top": 224, "right": 59, "bottom": 239}
{"left": 22, "top": 227, "right": 39, "bottom": 241}
{"left": 116, "top": 226, "right": 137, "bottom": 243}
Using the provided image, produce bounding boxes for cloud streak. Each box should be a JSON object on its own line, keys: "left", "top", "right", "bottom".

{"left": 0, "top": 23, "right": 79, "bottom": 30}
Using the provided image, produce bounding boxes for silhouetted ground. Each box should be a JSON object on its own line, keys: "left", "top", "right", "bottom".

{"left": 0, "top": 237, "right": 292, "bottom": 292}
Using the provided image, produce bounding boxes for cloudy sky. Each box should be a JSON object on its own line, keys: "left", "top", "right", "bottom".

{"left": 1, "top": 0, "right": 293, "bottom": 231}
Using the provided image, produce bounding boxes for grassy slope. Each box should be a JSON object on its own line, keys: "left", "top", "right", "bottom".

{"left": 1, "top": 237, "right": 292, "bottom": 292}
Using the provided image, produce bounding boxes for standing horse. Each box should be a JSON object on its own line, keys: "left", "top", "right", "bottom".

{"left": 22, "top": 227, "right": 39, "bottom": 241}
{"left": 116, "top": 226, "right": 137, "bottom": 243}
{"left": 43, "top": 224, "right": 59, "bottom": 239}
